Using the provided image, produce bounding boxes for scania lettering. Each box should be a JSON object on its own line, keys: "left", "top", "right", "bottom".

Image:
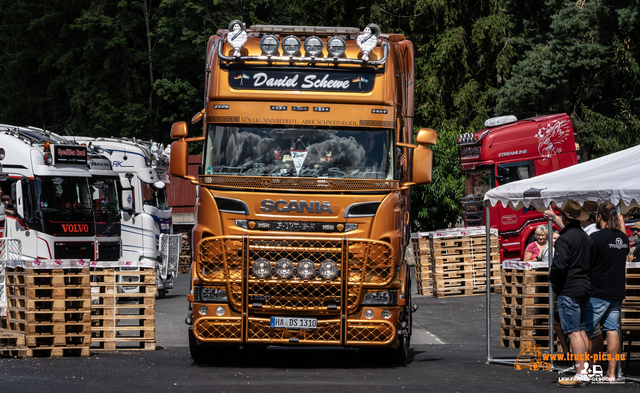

{"left": 169, "top": 22, "right": 436, "bottom": 364}
{"left": 259, "top": 200, "right": 333, "bottom": 213}
{"left": 0, "top": 125, "right": 96, "bottom": 261}
{"left": 457, "top": 114, "right": 578, "bottom": 260}
{"left": 73, "top": 136, "right": 180, "bottom": 296}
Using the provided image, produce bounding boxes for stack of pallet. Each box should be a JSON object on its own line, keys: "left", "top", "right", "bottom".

{"left": 89, "top": 261, "right": 156, "bottom": 351}
{"left": 623, "top": 263, "right": 640, "bottom": 355}
{"left": 500, "top": 261, "right": 555, "bottom": 350}
{"left": 410, "top": 233, "right": 432, "bottom": 295}
{"left": 0, "top": 260, "right": 91, "bottom": 358}
{"left": 430, "top": 227, "right": 501, "bottom": 298}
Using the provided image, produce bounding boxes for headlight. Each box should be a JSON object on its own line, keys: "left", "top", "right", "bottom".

{"left": 297, "top": 259, "right": 316, "bottom": 279}
{"left": 199, "top": 287, "right": 228, "bottom": 302}
{"left": 319, "top": 260, "right": 339, "bottom": 280}
{"left": 282, "top": 35, "right": 301, "bottom": 56}
{"left": 362, "top": 290, "right": 398, "bottom": 305}
{"left": 260, "top": 35, "right": 279, "bottom": 55}
{"left": 304, "top": 36, "right": 323, "bottom": 57}
{"left": 327, "top": 37, "right": 346, "bottom": 58}
{"left": 252, "top": 258, "right": 271, "bottom": 278}
{"left": 275, "top": 258, "right": 294, "bottom": 279}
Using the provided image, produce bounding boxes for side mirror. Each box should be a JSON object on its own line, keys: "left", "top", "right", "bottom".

{"left": 169, "top": 140, "right": 189, "bottom": 179}
{"left": 416, "top": 128, "right": 437, "bottom": 146}
{"left": 171, "top": 121, "right": 188, "bottom": 139}
{"left": 412, "top": 146, "right": 433, "bottom": 185}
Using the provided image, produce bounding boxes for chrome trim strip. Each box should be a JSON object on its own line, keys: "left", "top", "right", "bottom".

{"left": 343, "top": 202, "right": 380, "bottom": 218}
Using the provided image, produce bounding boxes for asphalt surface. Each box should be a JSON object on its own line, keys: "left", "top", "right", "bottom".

{"left": 1, "top": 270, "right": 639, "bottom": 392}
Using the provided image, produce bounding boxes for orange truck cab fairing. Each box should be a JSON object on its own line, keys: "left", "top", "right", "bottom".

{"left": 170, "top": 22, "right": 436, "bottom": 364}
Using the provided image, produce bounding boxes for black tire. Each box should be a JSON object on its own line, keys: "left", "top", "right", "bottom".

{"left": 157, "top": 288, "right": 166, "bottom": 299}
{"left": 390, "top": 272, "right": 412, "bottom": 365}
{"left": 188, "top": 329, "right": 232, "bottom": 364}
{"left": 189, "top": 328, "right": 212, "bottom": 364}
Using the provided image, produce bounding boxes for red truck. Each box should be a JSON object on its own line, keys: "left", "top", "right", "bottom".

{"left": 457, "top": 113, "right": 578, "bottom": 260}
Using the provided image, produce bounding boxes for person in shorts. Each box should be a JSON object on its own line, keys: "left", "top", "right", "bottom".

{"left": 587, "top": 202, "right": 628, "bottom": 381}
{"left": 549, "top": 200, "right": 592, "bottom": 386}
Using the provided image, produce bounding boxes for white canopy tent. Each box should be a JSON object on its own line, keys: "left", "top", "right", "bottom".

{"left": 481, "top": 144, "right": 640, "bottom": 381}
{"left": 484, "top": 144, "right": 640, "bottom": 212}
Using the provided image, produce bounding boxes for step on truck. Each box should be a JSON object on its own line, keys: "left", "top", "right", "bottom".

{"left": 0, "top": 125, "right": 96, "bottom": 261}
{"left": 169, "top": 21, "right": 437, "bottom": 364}
{"left": 457, "top": 114, "right": 578, "bottom": 260}
{"left": 74, "top": 137, "right": 180, "bottom": 297}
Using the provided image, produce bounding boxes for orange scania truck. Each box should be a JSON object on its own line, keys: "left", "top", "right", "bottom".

{"left": 169, "top": 21, "right": 436, "bottom": 364}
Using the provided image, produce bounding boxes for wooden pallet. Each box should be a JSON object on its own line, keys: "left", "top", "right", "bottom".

{"left": 90, "top": 268, "right": 156, "bottom": 351}
{"left": 412, "top": 237, "right": 433, "bottom": 296}
{"left": 0, "top": 267, "right": 91, "bottom": 357}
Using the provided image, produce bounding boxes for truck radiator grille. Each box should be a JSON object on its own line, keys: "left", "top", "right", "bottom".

{"left": 346, "top": 321, "right": 395, "bottom": 345}
{"left": 193, "top": 317, "right": 242, "bottom": 341}
{"left": 195, "top": 236, "right": 394, "bottom": 314}
{"left": 198, "top": 175, "right": 399, "bottom": 193}
{"left": 247, "top": 318, "right": 341, "bottom": 344}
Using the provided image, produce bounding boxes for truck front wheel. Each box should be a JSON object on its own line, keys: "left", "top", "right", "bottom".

{"left": 188, "top": 328, "right": 231, "bottom": 364}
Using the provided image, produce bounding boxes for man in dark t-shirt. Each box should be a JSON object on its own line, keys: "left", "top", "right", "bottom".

{"left": 550, "top": 199, "right": 592, "bottom": 386}
{"left": 587, "top": 202, "right": 628, "bottom": 382}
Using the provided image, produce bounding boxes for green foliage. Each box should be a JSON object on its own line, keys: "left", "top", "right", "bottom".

{"left": 496, "top": 0, "right": 640, "bottom": 160}
{"left": 411, "top": 122, "right": 464, "bottom": 231}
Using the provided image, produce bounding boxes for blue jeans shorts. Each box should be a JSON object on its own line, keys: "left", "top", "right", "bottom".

{"left": 557, "top": 295, "right": 588, "bottom": 334}
{"left": 585, "top": 298, "right": 622, "bottom": 337}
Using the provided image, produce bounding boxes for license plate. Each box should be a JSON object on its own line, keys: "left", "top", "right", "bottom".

{"left": 270, "top": 316, "right": 317, "bottom": 330}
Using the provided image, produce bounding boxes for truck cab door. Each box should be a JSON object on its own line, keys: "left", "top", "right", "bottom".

{"left": 493, "top": 161, "right": 540, "bottom": 232}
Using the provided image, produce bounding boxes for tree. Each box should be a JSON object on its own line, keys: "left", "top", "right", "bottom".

{"left": 496, "top": 0, "right": 640, "bottom": 160}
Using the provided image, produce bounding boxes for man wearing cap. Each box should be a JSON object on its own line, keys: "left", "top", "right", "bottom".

{"left": 628, "top": 222, "right": 640, "bottom": 262}
{"left": 549, "top": 200, "right": 592, "bottom": 386}
{"left": 586, "top": 202, "right": 628, "bottom": 382}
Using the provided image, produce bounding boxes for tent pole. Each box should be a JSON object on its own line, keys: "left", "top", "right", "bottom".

{"left": 486, "top": 201, "right": 492, "bottom": 363}
{"left": 616, "top": 204, "right": 623, "bottom": 381}
{"left": 547, "top": 216, "right": 555, "bottom": 370}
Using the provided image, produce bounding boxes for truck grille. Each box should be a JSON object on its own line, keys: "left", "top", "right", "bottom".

{"left": 198, "top": 175, "right": 398, "bottom": 193}
{"left": 195, "top": 236, "right": 394, "bottom": 314}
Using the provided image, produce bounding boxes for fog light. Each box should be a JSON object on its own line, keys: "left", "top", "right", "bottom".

{"left": 304, "top": 36, "right": 323, "bottom": 57}
{"left": 297, "top": 259, "right": 315, "bottom": 279}
{"left": 252, "top": 258, "right": 271, "bottom": 278}
{"left": 260, "top": 34, "right": 279, "bottom": 55}
{"left": 215, "top": 306, "right": 225, "bottom": 316}
{"left": 327, "top": 37, "right": 346, "bottom": 58}
{"left": 199, "top": 306, "right": 208, "bottom": 316}
{"left": 382, "top": 309, "right": 392, "bottom": 319}
{"left": 282, "top": 35, "right": 301, "bottom": 56}
{"left": 364, "top": 309, "right": 374, "bottom": 319}
{"left": 319, "top": 260, "right": 339, "bottom": 280}
{"left": 275, "top": 258, "right": 294, "bottom": 279}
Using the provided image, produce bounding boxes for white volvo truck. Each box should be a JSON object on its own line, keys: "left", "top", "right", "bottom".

{"left": 74, "top": 136, "right": 180, "bottom": 297}
{"left": 0, "top": 125, "right": 96, "bottom": 261}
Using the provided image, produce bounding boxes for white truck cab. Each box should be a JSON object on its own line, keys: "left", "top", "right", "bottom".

{"left": 0, "top": 125, "right": 95, "bottom": 261}
{"left": 73, "top": 137, "right": 179, "bottom": 296}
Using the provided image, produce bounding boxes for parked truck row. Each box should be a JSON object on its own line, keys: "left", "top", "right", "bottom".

{"left": 0, "top": 125, "right": 180, "bottom": 296}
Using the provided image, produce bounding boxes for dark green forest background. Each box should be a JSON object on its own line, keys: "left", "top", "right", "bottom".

{"left": 1, "top": 0, "right": 638, "bottom": 230}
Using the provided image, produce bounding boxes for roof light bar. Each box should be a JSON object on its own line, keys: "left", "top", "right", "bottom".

{"left": 484, "top": 115, "right": 517, "bottom": 128}
{"left": 251, "top": 25, "right": 360, "bottom": 35}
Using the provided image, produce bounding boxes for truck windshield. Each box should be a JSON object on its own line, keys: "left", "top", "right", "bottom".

{"left": 464, "top": 167, "right": 492, "bottom": 197}
{"left": 204, "top": 125, "right": 393, "bottom": 180}
{"left": 89, "top": 176, "right": 119, "bottom": 214}
{"left": 142, "top": 182, "right": 169, "bottom": 210}
{"left": 36, "top": 176, "right": 92, "bottom": 212}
